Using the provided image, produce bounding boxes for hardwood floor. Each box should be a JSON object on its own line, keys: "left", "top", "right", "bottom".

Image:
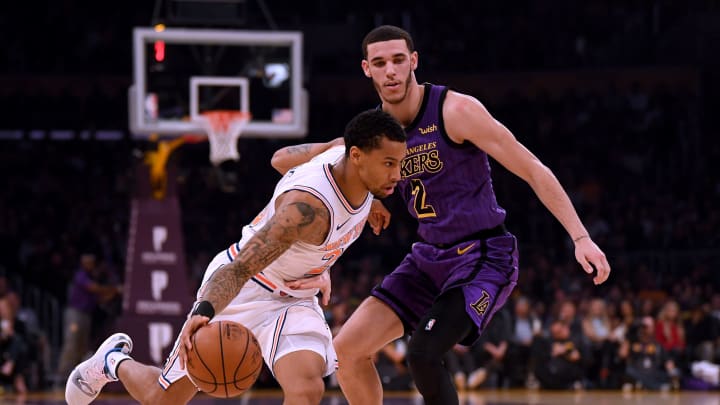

{"left": 2, "top": 389, "right": 718, "bottom": 405}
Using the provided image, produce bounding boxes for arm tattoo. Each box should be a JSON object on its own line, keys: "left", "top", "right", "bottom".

{"left": 291, "top": 201, "right": 316, "bottom": 226}
{"left": 285, "top": 144, "right": 312, "bottom": 155}
{"left": 198, "top": 201, "right": 327, "bottom": 314}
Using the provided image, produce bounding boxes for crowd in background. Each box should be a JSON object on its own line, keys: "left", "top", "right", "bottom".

{"left": 1, "top": 0, "right": 719, "bottom": 395}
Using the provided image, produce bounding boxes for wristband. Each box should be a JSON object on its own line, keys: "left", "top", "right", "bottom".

{"left": 573, "top": 235, "right": 589, "bottom": 243}
{"left": 191, "top": 300, "right": 215, "bottom": 319}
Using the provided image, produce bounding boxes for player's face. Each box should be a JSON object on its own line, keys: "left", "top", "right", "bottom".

{"left": 351, "top": 137, "right": 406, "bottom": 199}
{"left": 362, "top": 40, "right": 418, "bottom": 105}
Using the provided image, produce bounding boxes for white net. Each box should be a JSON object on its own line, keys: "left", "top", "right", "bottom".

{"left": 199, "top": 111, "right": 251, "bottom": 166}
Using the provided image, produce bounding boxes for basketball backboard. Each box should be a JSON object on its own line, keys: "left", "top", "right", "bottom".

{"left": 129, "top": 27, "right": 307, "bottom": 139}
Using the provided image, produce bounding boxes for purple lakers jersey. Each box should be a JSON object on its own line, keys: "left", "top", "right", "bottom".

{"left": 397, "top": 83, "right": 506, "bottom": 245}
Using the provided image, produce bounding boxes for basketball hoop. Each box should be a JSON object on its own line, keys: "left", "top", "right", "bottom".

{"left": 197, "top": 110, "right": 252, "bottom": 166}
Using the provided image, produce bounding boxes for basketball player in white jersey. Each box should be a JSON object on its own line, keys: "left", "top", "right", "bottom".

{"left": 65, "top": 109, "right": 407, "bottom": 405}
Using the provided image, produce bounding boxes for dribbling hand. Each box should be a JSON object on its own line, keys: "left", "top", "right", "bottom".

{"left": 178, "top": 314, "right": 210, "bottom": 370}
{"left": 574, "top": 237, "right": 611, "bottom": 285}
{"left": 368, "top": 199, "right": 391, "bottom": 235}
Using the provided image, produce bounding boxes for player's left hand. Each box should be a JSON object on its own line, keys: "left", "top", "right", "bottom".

{"left": 285, "top": 271, "right": 332, "bottom": 306}
{"left": 368, "top": 199, "right": 391, "bottom": 235}
{"left": 574, "top": 237, "right": 611, "bottom": 285}
{"left": 177, "top": 314, "right": 210, "bottom": 370}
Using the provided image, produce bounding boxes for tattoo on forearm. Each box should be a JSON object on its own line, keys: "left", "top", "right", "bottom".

{"left": 285, "top": 144, "right": 312, "bottom": 155}
{"left": 198, "top": 200, "right": 328, "bottom": 314}
{"left": 200, "top": 226, "right": 289, "bottom": 312}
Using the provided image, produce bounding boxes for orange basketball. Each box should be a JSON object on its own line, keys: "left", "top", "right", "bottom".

{"left": 186, "top": 321, "right": 263, "bottom": 398}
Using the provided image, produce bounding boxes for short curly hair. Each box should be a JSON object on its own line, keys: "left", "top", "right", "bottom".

{"left": 362, "top": 25, "right": 415, "bottom": 59}
{"left": 343, "top": 109, "right": 406, "bottom": 157}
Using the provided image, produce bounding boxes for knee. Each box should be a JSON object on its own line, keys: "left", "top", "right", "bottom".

{"left": 283, "top": 377, "right": 324, "bottom": 403}
{"left": 333, "top": 333, "right": 351, "bottom": 356}
{"left": 406, "top": 344, "right": 441, "bottom": 370}
{"left": 406, "top": 349, "right": 428, "bottom": 369}
{"left": 334, "top": 335, "right": 371, "bottom": 363}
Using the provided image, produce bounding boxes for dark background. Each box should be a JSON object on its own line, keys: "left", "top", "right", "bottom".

{"left": 0, "top": 0, "right": 719, "bottom": 391}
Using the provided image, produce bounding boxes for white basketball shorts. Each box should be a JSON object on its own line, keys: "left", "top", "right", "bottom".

{"left": 158, "top": 251, "right": 336, "bottom": 390}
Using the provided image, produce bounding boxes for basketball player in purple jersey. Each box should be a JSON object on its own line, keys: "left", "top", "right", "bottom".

{"left": 273, "top": 25, "right": 610, "bottom": 405}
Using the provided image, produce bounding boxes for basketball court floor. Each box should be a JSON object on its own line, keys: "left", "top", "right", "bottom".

{"left": 3, "top": 389, "right": 719, "bottom": 405}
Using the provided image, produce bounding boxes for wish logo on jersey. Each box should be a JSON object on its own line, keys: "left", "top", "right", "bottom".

{"left": 418, "top": 124, "right": 438, "bottom": 135}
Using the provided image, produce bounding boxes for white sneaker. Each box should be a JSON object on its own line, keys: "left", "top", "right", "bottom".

{"left": 65, "top": 333, "right": 133, "bottom": 405}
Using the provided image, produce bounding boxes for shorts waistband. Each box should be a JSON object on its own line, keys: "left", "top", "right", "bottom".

{"left": 421, "top": 223, "right": 507, "bottom": 249}
{"left": 251, "top": 275, "right": 297, "bottom": 298}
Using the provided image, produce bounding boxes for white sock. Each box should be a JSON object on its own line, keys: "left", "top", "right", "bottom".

{"left": 105, "top": 351, "right": 132, "bottom": 380}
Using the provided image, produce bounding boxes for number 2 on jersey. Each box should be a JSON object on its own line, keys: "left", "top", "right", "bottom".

{"left": 410, "top": 179, "right": 437, "bottom": 218}
{"left": 305, "top": 248, "right": 344, "bottom": 277}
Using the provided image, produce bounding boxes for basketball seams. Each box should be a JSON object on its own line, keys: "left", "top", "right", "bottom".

{"left": 232, "top": 329, "right": 262, "bottom": 387}
{"left": 236, "top": 336, "right": 262, "bottom": 381}
{"left": 218, "top": 321, "right": 229, "bottom": 398}
{"left": 231, "top": 326, "right": 251, "bottom": 390}
{"left": 190, "top": 330, "right": 219, "bottom": 394}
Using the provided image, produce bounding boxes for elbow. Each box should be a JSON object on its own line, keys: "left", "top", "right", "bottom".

{"left": 530, "top": 161, "right": 553, "bottom": 182}
{"left": 270, "top": 151, "right": 289, "bottom": 175}
{"left": 524, "top": 161, "right": 555, "bottom": 189}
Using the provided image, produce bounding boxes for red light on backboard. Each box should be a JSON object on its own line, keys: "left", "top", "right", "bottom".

{"left": 154, "top": 40, "right": 165, "bottom": 63}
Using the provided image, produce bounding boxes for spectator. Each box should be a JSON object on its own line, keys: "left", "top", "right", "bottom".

{"left": 55, "top": 254, "right": 122, "bottom": 382}
{"left": 606, "top": 299, "right": 636, "bottom": 388}
{"left": 685, "top": 303, "right": 719, "bottom": 364}
{"left": 3, "top": 290, "right": 48, "bottom": 390}
{"left": 549, "top": 300, "right": 584, "bottom": 343}
{"left": 0, "top": 291, "right": 28, "bottom": 397}
{"left": 505, "top": 296, "right": 542, "bottom": 387}
{"left": 445, "top": 344, "right": 475, "bottom": 391}
{"left": 471, "top": 307, "right": 513, "bottom": 388}
{"left": 655, "top": 300, "right": 686, "bottom": 366}
{"left": 612, "top": 299, "right": 637, "bottom": 343}
{"left": 581, "top": 297, "right": 614, "bottom": 387}
{"left": 531, "top": 320, "right": 584, "bottom": 390}
{"left": 619, "top": 316, "right": 679, "bottom": 391}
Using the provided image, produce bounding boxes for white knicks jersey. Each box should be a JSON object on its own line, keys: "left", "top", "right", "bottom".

{"left": 225, "top": 146, "right": 372, "bottom": 298}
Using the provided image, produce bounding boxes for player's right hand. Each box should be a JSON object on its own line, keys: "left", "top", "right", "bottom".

{"left": 574, "top": 237, "right": 611, "bottom": 285}
{"left": 178, "top": 315, "right": 210, "bottom": 370}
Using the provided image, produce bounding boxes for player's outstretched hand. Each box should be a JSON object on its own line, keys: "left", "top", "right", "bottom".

{"left": 368, "top": 199, "right": 391, "bottom": 235}
{"left": 178, "top": 314, "right": 210, "bottom": 370}
{"left": 574, "top": 237, "right": 611, "bottom": 285}
{"left": 285, "top": 271, "right": 332, "bottom": 306}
